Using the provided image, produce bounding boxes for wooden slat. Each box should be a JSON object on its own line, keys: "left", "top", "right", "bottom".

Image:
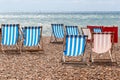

{"left": 92, "top": 59, "right": 112, "bottom": 63}
{"left": 62, "top": 61, "right": 87, "bottom": 65}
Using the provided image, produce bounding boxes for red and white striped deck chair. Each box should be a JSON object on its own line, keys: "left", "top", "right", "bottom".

{"left": 91, "top": 32, "right": 116, "bottom": 63}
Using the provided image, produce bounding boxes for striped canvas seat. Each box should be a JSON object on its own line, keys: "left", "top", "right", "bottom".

{"left": 64, "top": 35, "right": 87, "bottom": 56}
{"left": 65, "top": 26, "right": 79, "bottom": 35}
{"left": 51, "top": 24, "right": 64, "bottom": 38}
{"left": 92, "top": 33, "right": 111, "bottom": 53}
{"left": 1, "top": 24, "right": 19, "bottom": 46}
{"left": 91, "top": 32, "right": 115, "bottom": 63}
{"left": 93, "top": 28, "right": 102, "bottom": 33}
{"left": 22, "top": 27, "right": 41, "bottom": 46}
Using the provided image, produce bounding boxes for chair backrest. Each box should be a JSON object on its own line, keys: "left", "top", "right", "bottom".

{"left": 51, "top": 24, "right": 64, "bottom": 38}
{"left": 81, "top": 28, "right": 92, "bottom": 40}
{"left": 93, "top": 28, "right": 102, "bottom": 33}
{"left": 64, "top": 35, "right": 87, "bottom": 56}
{"left": 23, "top": 26, "right": 42, "bottom": 46}
{"left": 92, "top": 33, "right": 113, "bottom": 54}
{"left": 103, "top": 26, "right": 118, "bottom": 43}
{"left": 1, "top": 24, "right": 19, "bottom": 46}
{"left": 65, "top": 26, "right": 79, "bottom": 35}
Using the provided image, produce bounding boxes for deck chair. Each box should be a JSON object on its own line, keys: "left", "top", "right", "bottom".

{"left": 50, "top": 24, "right": 64, "bottom": 43}
{"left": 81, "top": 28, "right": 92, "bottom": 42}
{"left": 65, "top": 26, "right": 80, "bottom": 35}
{"left": 21, "top": 26, "right": 44, "bottom": 52}
{"left": 1, "top": 24, "right": 21, "bottom": 53}
{"left": 62, "top": 35, "right": 88, "bottom": 64}
{"left": 90, "top": 32, "right": 116, "bottom": 63}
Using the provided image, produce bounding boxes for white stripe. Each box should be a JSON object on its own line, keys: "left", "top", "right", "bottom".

{"left": 35, "top": 28, "right": 38, "bottom": 45}
{"left": 29, "top": 28, "right": 32, "bottom": 46}
{"left": 71, "top": 37, "right": 75, "bottom": 56}
{"left": 74, "top": 27, "right": 76, "bottom": 35}
{"left": 71, "top": 26, "right": 75, "bottom": 35}
{"left": 32, "top": 28, "right": 35, "bottom": 46}
{"left": 59, "top": 25, "right": 62, "bottom": 37}
{"left": 75, "top": 37, "right": 79, "bottom": 56}
{"left": 14, "top": 26, "right": 17, "bottom": 45}
{"left": 99, "top": 34, "right": 102, "bottom": 52}
{"left": 10, "top": 26, "right": 13, "bottom": 45}
{"left": 103, "top": 34, "right": 106, "bottom": 50}
{"left": 94, "top": 34, "right": 97, "bottom": 51}
{"left": 79, "top": 37, "right": 83, "bottom": 54}
{"left": 4, "top": 26, "right": 7, "bottom": 45}
{"left": 70, "top": 27, "right": 72, "bottom": 35}
{"left": 26, "top": 28, "right": 29, "bottom": 46}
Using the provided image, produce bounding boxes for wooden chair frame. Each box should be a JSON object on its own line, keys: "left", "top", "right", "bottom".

{"left": 62, "top": 35, "right": 88, "bottom": 64}
{"left": 50, "top": 24, "right": 65, "bottom": 43}
{"left": 1, "top": 24, "right": 21, "bottom": 53}
{"left": 90, "top": 32, "right": 116, "bottom": 63}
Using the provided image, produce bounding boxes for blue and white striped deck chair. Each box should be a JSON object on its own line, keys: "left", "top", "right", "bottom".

{"left": 93, "top": 28, "right": 102, "bottom": 33}
{"left": 62, "top": 35, "right": 88, "bottom": 64}
{"left": 1, "top": 24, "right": 20, "bottom": 53}
{"left": 50, "top": 24, "right": 64, "bottom": 43}
{"left": 21, "top": 26, "right": 43, "bottom": 52}
{"left": 65, "top": 26, "right": 80, "bottom": 35}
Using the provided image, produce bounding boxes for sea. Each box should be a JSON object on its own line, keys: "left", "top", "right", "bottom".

{"left": 0, "top": 12, "right": 120, "bottom": 36}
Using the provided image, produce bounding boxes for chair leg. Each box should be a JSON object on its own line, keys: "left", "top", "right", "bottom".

{"left": 109, "top": 50, "right": 113, "bottom": 62}
{"left": 62, "top": 55, "right": 65, "bottom": 62}
{"left": 50, "top": 34, "right": 53, "bottom": 43}
{"left": 82, "top": 54, "right": 86, "bottom": 62}
{"left": 90, "top": 51, "right": 92, "bottom": 62}
{"left": 50, "top": 33, "right": 56, "bottom": 43}
{"left": 1, "top": 46, "right": 5, "bottom": 53}
{"left": 19, "top": 45, "right": 22, "bottom": 54}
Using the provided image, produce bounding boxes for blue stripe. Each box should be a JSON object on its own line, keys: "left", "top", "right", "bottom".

{"left": 16, "top": 25, "right": 19, "bottom": 45}
{"left": 65, "top": 36, "right": 69, "bottom": 56}
{"left": 38, "top": 27, "right": 41, "bottom": 45}
{"left": 77, "top": 36, "right": 80, "bottom": 55}
{"left": 82, "top": 37, "right": 85, "bottom": 53}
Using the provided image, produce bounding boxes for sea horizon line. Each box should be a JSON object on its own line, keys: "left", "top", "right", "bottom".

{"left": 0, "top": 11, "right": 120, "bottom": 14}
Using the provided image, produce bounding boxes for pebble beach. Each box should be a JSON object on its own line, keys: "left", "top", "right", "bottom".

{"left": 0, "top": 37, "right": 119, "bottom": 80}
